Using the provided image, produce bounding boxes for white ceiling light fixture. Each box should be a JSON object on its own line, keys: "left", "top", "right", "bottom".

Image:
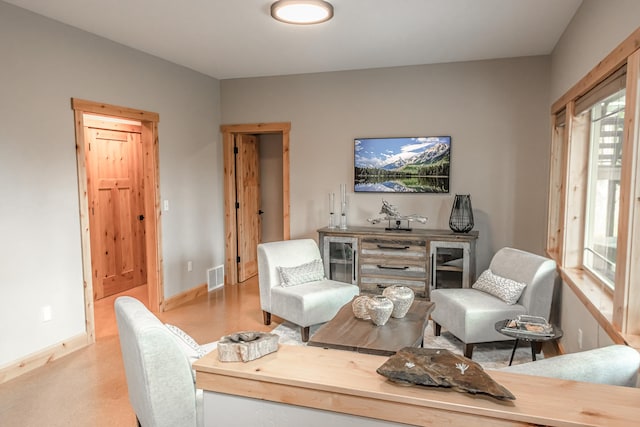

{"left": 271, "top": 0, "right": 334, "bottom": 25}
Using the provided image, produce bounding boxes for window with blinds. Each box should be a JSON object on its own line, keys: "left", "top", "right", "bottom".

{"left": 547, "top": 27, "right": 640, "bottom": 336}
{"left": 581, "top": 69, "right": 626, "bottom": 289}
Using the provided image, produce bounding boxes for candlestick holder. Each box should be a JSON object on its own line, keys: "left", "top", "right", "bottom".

{"left": 339, "top": 184, "right": 347, "bottom": 229}
{"left": 329, "top": 212, "right": 336, "bottom": 229}
{"left": 328, "top": 192, "right": 336, "bottom": 228}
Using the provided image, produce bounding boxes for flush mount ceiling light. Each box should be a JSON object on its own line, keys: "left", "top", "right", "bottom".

{"left": 271, "top": 0, "right": 334, "bottom": 25}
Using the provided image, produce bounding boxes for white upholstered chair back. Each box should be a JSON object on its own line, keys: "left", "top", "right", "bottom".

{"left": 115, "top": 296, "right": 198, "bottom": 427}
{"left": 489, "top": 247, "right": 557, "bottom": 319}
{"left": 257, "top": 238, "right": 323, "bottom": 313}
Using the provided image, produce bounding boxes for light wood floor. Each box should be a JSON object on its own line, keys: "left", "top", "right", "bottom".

{"left": 0, "top": 276, "right": 277, "bottom": 427}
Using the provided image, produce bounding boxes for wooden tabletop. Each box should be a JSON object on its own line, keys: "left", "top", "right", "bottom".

{"left": 307, "top": 299, "right": 434, "bottom": 355}
{"left": 194, "top": 345, "right": 640, "bottom": 427}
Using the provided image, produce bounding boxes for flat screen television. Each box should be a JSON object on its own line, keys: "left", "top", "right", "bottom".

{"left": 354, "top": 136, "right": 451, "bottom": 193}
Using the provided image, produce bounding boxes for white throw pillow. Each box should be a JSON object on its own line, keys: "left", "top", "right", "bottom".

{"left": 277, "top": 259, "right": 325, "bottom": 287}
{"left": 165, "top": 323, "right": 207, "bottom": 363}
{"left": 472, "top": 269, "right": 527, "bottom": 305}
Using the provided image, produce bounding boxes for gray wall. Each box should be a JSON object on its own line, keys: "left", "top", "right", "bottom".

{"left": 221, "top": 56, "right": 552, "bottom": 271}
{"left": 549, "top": 0, "right": 640, "bottom": 353}
{"left": 551, "top": 0, "right": 640, "bottom": 101}
{"left": 0, "top": 2, "right": 222, "bottom": 366}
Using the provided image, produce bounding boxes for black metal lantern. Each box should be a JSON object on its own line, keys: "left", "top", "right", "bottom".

{"left": 449, "top": 194, "right": 474, "bottom": 233}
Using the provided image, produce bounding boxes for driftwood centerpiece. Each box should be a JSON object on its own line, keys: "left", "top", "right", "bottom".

{"left": 376, "top": 347, "right": 515, "bottom": 400}
{"left": 217, "top": 331, "right": 279, "bottom": 362}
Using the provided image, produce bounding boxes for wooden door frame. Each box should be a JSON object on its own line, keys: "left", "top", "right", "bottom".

{"left": 221, "top": 122, "right": 291, "bottom": 285}
{"left": 72, "top": 98, "right": 164, "bottom": 344}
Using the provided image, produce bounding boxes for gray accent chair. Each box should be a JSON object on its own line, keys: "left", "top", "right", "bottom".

{"left": 115, "top": 296, "right": 204, "bottom": 427}
{"left": 497, "top": 344, "right": 640, "bottom": 387}
{"left": 430, "top": 247, "right": 557, "bottom": 359}
{"left": 258, "top": 239, "right": 360, "bottom": 342}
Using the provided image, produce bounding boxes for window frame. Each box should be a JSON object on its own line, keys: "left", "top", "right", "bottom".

{"left": 547, "top": 29, "right": 640, "bottom": 343}
{"left": 582, "top": 89, "right": 626, "bottom": 289}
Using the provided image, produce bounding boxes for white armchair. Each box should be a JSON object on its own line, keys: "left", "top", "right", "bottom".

{"left": 430, "top": 247, "right": 557, "bottom": 359}
{"left": 258, "top": 239, "right": 360, "bottom": 342}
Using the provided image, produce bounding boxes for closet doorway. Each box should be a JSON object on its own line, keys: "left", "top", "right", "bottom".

{"left": 221, "top": 122, "right": 291, "bottom": 285}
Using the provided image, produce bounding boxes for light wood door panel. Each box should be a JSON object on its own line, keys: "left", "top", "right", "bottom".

{"left": 86, "top": 126, "right": 146, "bottom": 299}
{"left": 236, "top": 134, "right": 261, "bottom": 282}
{"left": 221, "top": 122, "right": 290, "bottom": 286}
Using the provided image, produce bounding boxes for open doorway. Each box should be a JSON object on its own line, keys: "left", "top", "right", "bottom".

{"left": 221, "top": 122, "right": 291, "bottom": 285}
{"left": 72, "top": 98, "right": 164, "bottom": 343}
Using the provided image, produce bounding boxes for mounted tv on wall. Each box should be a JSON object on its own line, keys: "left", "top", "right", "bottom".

{"left": 354, "top": 136, "right": 451, "bottom": 193}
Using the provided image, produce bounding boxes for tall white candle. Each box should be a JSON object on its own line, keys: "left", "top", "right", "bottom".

{"left": 329, "top": 192, "right": 335, "bottom": 214}
{"left": 340, "top": 184, "right": 346, "bottom": 214}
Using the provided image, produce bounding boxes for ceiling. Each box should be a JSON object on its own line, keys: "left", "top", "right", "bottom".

{"left": 5, "top": 0, "right": 583, "bottom": 80}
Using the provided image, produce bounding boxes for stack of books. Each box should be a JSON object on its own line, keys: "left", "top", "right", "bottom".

{"left": 501, "top": 315, "right": 553, "bottom": 337}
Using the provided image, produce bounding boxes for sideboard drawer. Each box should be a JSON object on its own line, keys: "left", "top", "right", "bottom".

{"left": 360, "top": 238, "right": 427, "bottom": 260}
{"left": 359, "top": 237, "right": 427, "bottom": 297}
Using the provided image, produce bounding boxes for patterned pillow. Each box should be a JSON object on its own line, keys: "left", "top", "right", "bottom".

{"left": 165, "top": 323, "right": 207, "bottom": 363}
{"left": 472, "top": 269, "right": 527, "bottom": 305}
{"left": 277, "top": 259, "right": 325, "bottom": 287}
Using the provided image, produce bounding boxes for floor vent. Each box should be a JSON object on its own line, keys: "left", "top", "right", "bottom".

{"left": 207, "top": 265, "right": 224, "bottom": 292}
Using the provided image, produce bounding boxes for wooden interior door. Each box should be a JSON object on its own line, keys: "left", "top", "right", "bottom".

{"left": 85, "top": 122, "right": 147, "bottom": 299}
{"left": 235, "top": 134, "right": 262, "bottom": 282}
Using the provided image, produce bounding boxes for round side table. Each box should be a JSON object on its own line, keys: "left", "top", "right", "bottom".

{"left": 494, "top": 319, "right": 563, "bottom": 366}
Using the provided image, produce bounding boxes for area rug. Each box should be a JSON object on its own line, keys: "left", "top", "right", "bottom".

{"left": 272, "top": 322, "right": 321, "bottom": 345}
{"left": 421, "top": 322, "right": 541, "bottom": 370}
{"left": 272, "top": 321, "right": 541, "bottom": 370}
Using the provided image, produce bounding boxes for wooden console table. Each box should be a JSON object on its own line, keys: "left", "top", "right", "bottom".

{"left": 318, "top": 226, "right": 478, "bottom": 299}
{"left": 194, "top": 345, "right": 640, "bottom": 426}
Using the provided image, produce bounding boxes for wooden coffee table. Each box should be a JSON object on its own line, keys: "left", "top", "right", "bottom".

{"left": 307, "top": 299, "right": 435, "bottom": 356}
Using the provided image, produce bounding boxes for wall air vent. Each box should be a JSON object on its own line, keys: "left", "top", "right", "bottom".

{"left": 207, "top": 265, "right": 224, "bottom": 292}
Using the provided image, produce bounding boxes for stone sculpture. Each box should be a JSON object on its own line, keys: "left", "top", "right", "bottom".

{"left": 217, "top": 331, "right": 279, "bottom": 362}
{"left": 376, "top": 347, "right": 515, "bottom": 400}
